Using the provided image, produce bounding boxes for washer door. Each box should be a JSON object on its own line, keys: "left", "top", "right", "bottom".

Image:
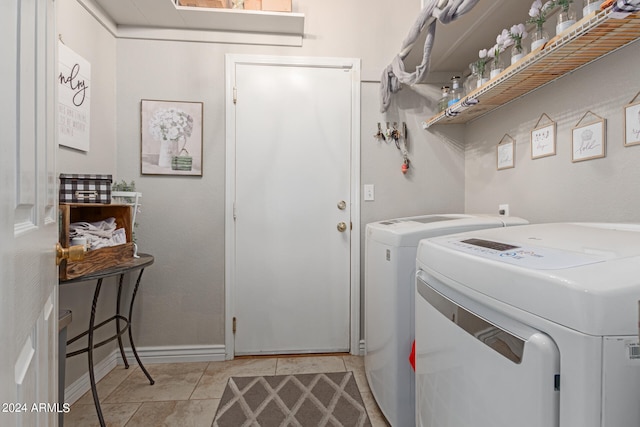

{"left": 415, "top": 272, "right": 560, "bottom": 427}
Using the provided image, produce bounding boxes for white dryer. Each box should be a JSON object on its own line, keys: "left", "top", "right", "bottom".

{"left": 415, "top": 223, "right": 640, "bottom": 427}
{"left": 364, "top": 214, "right": 528, "bottom": 427}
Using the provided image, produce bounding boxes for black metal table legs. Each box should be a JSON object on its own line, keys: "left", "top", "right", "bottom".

{"left": 66, "top": 268, "right": 154, "bottom": 427}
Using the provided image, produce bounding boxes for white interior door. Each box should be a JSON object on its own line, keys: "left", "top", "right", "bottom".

{"left": 0, "top": 0, "right": 59, "bottom": 425}
{"left": 226, "top": 55, "right": 360, "bottom": 356}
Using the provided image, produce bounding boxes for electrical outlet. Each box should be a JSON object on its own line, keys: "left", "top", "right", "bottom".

{"left": 499, "top": 204, "right": 510, "bottom": 216}
{"left": 364, "top": 184, "right": 375, "bottom": 201}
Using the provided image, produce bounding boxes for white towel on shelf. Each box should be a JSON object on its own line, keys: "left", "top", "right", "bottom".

{"left": 69, "top": 217, "right": 126, "bottom": 250}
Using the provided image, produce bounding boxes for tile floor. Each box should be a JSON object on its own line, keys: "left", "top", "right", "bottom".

{"left": 64, "top": 355, "right": 390, "bottom": 426}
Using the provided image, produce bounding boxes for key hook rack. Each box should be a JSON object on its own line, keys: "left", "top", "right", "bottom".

{"left": 374, "top": 122, "right": 410, "bottom": 174}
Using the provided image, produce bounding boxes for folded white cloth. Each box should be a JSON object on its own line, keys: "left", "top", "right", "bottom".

{"left": 69, "top": 217, "right": 127, "bottom": 250}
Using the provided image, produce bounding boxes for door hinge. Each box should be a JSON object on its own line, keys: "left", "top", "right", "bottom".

{"left": 233, "top": 202, "right": 237, "bottom": 220}
{"left": 233, "top": 317, "right": 237, "bottom": 334}
{"left": 233, "top": 87, "right": 237, "bottom": 104}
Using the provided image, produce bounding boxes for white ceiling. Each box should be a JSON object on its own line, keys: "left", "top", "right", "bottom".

{"left": 88, "top": 0, "right": 305, "bottom": 35}
{"left": 87, "top": 0, "right": 535, "bottom": 74}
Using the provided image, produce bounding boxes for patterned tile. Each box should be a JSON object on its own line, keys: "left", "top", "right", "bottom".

{"left": 213, "top": 372, "right": 371, "bottom": 427}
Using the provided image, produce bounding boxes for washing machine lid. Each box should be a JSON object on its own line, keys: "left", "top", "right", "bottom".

{"left": 417, "top": 222, "right": 640, "bottom": 336}
{"left": 365, "top": 214, "right": 528, "bottom": 247}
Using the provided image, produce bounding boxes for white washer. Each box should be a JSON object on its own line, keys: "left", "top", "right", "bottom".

{"left": 364, "top": 214, "right": 528, "bottom": 427}
{"left": 415, "top": 223, "right": 640, "bottom": 427}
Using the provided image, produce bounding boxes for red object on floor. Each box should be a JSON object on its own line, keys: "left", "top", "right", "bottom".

{"left": 409, "top": 340, "right": 416, "bottom": 371}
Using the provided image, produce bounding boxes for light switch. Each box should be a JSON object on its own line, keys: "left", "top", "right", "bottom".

{"left": 364, "top": 184, "right": 375, "bottom": 201}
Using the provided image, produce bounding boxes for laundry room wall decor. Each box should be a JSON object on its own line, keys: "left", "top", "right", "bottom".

{"left": 623, "top": 91, "right": 640, "bottom": 147}
{"left": 58, "top": 39, "right": 91, "bottom": 152}
{"left": 497, "top": 134, "right": 515, "bottom": 170}
{"left": 530, "top": 113, "right": 557, "bottom": 159}
{"left": 571, "top": 110, "right": 606, "bottom": 162}
{"left": 140, "top": 99, "right": 203, "bottom": 176}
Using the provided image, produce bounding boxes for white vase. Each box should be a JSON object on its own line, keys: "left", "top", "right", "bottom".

{"left": 556, "top": 7, "right": 577, "bottom": 35}
{"left": 511, "top": 45, "right": 527, "bottom": 65}
{"left": 490, "top": 58, "right": 504, "bottom": 79}
{"left": 531, "top": 24, "right": 549, "bottom": 51}
{"left": 158, "top": 138, "right": 178, "bottom": 167}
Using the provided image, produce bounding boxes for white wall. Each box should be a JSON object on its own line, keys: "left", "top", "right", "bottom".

{"left": 114, "top": 0, "right": 467, "bottom": 350}
{"left": 56, "top": 0, "right": 119, "bottom": 388}
{"left": 464, "top": 40, "right": 640, "bottom": 223}
{"left": 54, "top": 0, "right": 466, "bottom": 388}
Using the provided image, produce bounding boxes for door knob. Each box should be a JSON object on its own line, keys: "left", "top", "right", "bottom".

{"left": 337, "top": 200, "right": 346, "bottom": 210}
{"left": 56, "top": 242, "right": 86, "bottom": 266}
{"left": 337, "top": 222, "right": 347, "bottom": 232}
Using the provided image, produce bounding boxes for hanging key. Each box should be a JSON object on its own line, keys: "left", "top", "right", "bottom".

{"left": 374, "top": 123, "right": 386, "bottom": 141}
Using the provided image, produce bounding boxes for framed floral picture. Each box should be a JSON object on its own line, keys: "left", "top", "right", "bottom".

{"left": 140, "top": 99, "right": 203, "bottom": 176}
{"left": 624, "top": 93, "right": 640, "bottom": 147}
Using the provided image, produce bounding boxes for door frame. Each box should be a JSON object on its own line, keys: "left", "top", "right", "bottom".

{"left": 224, "top": 54, "right": 361, "bottom": 359}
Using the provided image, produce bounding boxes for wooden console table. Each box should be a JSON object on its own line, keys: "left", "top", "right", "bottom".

{"left": 60, "top": 254, "right": 155, "bottom": 427}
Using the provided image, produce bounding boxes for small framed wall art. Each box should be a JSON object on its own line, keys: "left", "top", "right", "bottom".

{"left": 497, "top": 134, "right": 515, "bottom": 170}
{"left": 530, "top": 113, "right": 556, "bottom": 159}
{"left": 140, "top": 99, "right": 204, "bottom": 176}
{"left": 624, "top": 91, "right": 640, "bottom": 147}
{"left": 58, "top": 41, "right": 91, "bottom": 152}
{"left": 571, "top": 111, "right": 606, "bottom": 162}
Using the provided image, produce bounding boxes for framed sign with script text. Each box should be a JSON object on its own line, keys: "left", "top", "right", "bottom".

{"left": 572, "top": 114, "right": 606, "bottom": 162}
{"left": 58, "top": 41, "right": 91, "bottom": 151}
{"left": 530, "top": 113, "right": 556, "bottom": 159}
{"left": 624, "top": 92, "right": 640, "bottom": 147}
{"left": 497, "top": 134, "right": 515, "bottom": 170}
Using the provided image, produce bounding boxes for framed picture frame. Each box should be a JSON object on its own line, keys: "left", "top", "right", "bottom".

{"left": 572, "top": 111, "right": 606, "bottom": 162}
{"left": 530, "top": 113, "right": 556, "bottom": 159}
{"left": 624, "top": 92, "right": 640, "bottom": 147}
{"left": 58, "top": 41, "right": 91, "bottom": 152}
{"left": 140, "top": 99, "right": 203, "bottom": 176}
{"left": 497, "top": 134, "right": 515, "bottom": 170}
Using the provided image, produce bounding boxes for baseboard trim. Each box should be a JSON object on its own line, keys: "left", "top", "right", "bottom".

{"left": 64, "top": 350, "right": 119, "bottom": 405}
{"left": 64, "top": 344, "right": 226, "bottom": 405}
{"left": 118, "top": 344, "right": 226, "bottom": 365}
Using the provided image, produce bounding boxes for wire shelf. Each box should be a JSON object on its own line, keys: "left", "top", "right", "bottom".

{"left": 422, "top": 8, "right": 640, "bottom": 129}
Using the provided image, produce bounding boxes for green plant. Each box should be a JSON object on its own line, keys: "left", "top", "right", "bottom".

{"left": 550, "top": 0, "right": 573, "bottom": 11}
{"left": 111, "top": 180, "right": 139, "bottom": 242}
{"left": 112, "top": 179, "right": 136, "bottom": 192}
